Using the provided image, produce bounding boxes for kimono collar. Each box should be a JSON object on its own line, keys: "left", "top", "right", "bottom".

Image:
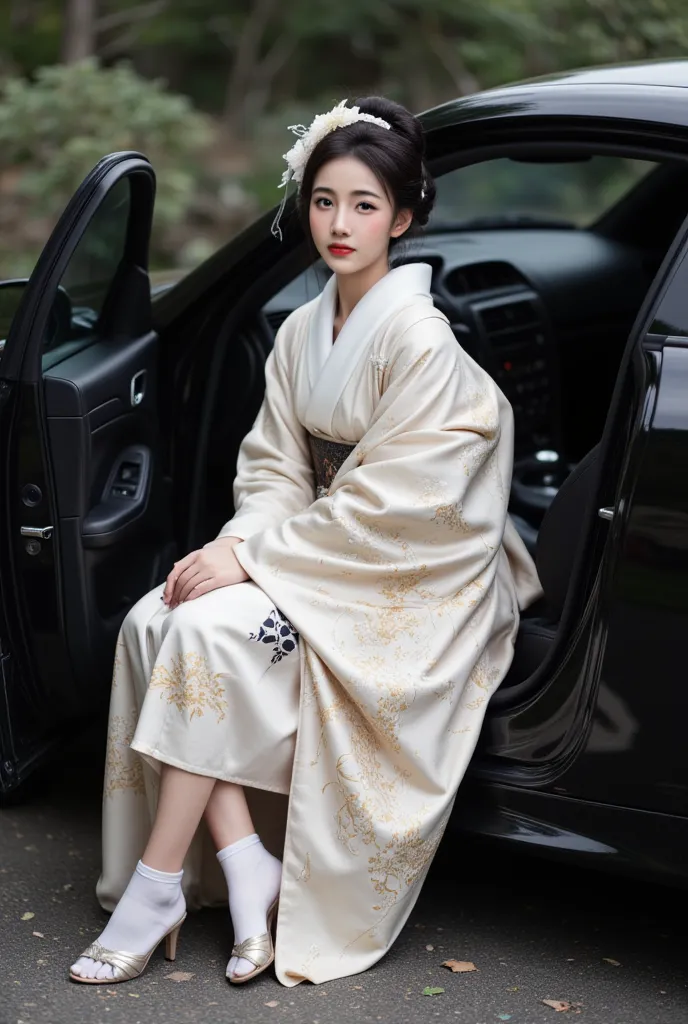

{"left": 304, "top": 262, "right": 433, "bottom": 435}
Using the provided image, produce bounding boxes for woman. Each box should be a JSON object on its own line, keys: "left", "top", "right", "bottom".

{"left": 69, "top": 96, "right": 541, "bottom": 988}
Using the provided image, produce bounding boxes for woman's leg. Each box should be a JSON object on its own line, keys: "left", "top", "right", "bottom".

{"left": 204, "top": 779, "right": 255, "bottom": 849}
{"left": 205, "top": 782, "right": 282, "bottom": 979}
{"left": 143, "top": 764, "right": 218, "bottom": 871}
{"left": 71, "top": 764, "right": 218, "bottom": 981}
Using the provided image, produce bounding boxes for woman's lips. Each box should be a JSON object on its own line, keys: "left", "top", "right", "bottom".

{"left": 328, "top": 244, "right": 355, "bottom": 256}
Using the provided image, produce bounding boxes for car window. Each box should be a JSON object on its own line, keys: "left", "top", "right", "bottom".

{"left": 432, "top": 156, "right": 657, "bottom": 229}
{"left": 51, "top": 177, "right": 132, "bottom": 346}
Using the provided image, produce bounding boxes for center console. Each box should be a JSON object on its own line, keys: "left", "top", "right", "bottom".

{"left": 437, "top": 260, "right": 566, "bottom": 528}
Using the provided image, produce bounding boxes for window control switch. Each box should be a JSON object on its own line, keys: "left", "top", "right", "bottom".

{"left": 111, "top": 483, "right": 137, "bottom": 498}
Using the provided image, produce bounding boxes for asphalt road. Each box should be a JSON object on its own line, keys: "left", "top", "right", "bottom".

{"left": 1, "top": 727, "right": 686, "bottom": 1024}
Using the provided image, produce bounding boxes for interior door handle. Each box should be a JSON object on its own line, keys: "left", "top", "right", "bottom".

{"left": 21, "top": 525, "right": 53, "bottom": 540}
{"left": 598, "top": 507, "right": 614, "bottom": 521}
{"left": 130, "top": 370, "right": 147, "bottom": 407}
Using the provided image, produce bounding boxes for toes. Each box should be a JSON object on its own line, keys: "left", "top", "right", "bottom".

{"left": 71, "top": 957, "right": 94, "bottom": 979}
{"left": 95, "top": 962, "right": 114, "bottom": 981}
{"left": 228, "top": 955, "right": 253, "bottom": 977}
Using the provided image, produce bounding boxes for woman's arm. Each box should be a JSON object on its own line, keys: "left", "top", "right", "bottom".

{"left": 165, "top": 315, "right": 315, "bottom": 606}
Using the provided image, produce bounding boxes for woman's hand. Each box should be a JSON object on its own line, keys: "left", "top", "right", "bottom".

{"left": 163, "top": 537, "right": 249, "bottom": 608}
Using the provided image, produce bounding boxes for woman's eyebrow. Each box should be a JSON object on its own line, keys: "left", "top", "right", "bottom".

{"left": 312, "top": 185, "right": 382, "bottom": 199}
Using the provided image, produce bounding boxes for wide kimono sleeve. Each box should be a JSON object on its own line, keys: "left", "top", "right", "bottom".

{"left": 233, "top": 314, "right": 528, "bottom": 624}
{"left": 215, "top": 313, "right": 315, "bottom": 542}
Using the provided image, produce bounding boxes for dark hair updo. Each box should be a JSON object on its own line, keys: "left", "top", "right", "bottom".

{"left": 297, "top": 96, "right": 436, "bottom": 246}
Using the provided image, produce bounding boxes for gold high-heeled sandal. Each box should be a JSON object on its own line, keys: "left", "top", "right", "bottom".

{"left": 226, "top": 897, "right": 279, "bottom": 984}
{"left": 69, "top": 912, "right": 187, "bottom": 985}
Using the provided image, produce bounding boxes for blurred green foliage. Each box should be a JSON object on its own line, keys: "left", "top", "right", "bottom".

{"left": 0, "top": 0, "right": 687, "bottom": 276}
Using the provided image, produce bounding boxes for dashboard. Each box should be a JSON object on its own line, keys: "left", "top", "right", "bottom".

{"left": 262, "top": 228, "right": 651, "bottom": 521}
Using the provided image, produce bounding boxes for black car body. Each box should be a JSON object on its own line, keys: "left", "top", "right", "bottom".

{"left": 1, "top": 60, "right": 688, "bottom": 886}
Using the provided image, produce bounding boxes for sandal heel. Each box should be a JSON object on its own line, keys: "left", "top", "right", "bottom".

{"left": 165, "top": 921, "right": 183, "bottom": 961}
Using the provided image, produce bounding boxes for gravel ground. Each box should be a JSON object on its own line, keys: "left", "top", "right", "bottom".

{"left": 1, "top": 726, "right": 686, "bottom": 1024}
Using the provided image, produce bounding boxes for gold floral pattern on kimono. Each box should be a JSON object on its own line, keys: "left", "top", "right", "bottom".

{"left": 462, "top": 653, "right": 502, "bottom": 712}
{"left": 150, "top": 652, "right": 228, "bottom": 722}
{"left": 110, "top": 639, "right": 127, "bottom": 690}
{"left": 104, "top": 709, "right": 145, "bottom": 798}
{"left": 367, "top": 810, "right": 450, "bottom": 915}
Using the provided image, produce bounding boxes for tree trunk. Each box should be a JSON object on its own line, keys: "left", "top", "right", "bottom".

{"left": 61, "top": 0, "right": 97, "bottom": 64}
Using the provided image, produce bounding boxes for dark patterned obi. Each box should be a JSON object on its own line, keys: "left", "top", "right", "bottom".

{"left": 308, "top": 432, "right": 357, "bottom": 499}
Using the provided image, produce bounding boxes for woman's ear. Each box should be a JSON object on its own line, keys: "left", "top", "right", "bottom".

{"left": 390, "top": 208, "right": 413, "bottom": 239}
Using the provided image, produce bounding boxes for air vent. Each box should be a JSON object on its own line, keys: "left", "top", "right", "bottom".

{"left": 265, "top": 309, "right": 291, "bottom": 334}
{"left": 480, "top": 300, "right": 540, "bottom": 335}
{"left": 445, "top": 261, "right": 525, "bottom": 296}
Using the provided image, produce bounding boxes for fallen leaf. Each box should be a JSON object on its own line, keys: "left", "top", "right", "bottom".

{"left": 20, "top": 913, "right": 35, "bottom": 921}
{"left": 497, "top": 1016, "right": 512, "bottom": 1021}
{"left": 422, "top": 986, "right": 445, "bottom": 996}
{"left": 442, "top": 960, "right": 477, "bottom": 973}
{"left": 602, "top": 958, "right": 621, "bottom": 966}
{"left": 507, "top": 986, "right": 519, "bottom": 992}
{"left": 353, "top": 985, "right": 363, "bottom": 990}
{"left": 425, "top": 944, "right": 435, "bottom": 951}
{"left": 265, "top": 1000, "right": 279, "bottom": 1007}
{"left": 128, "top": 992, "right": 140, "bottom": 998}
{"left": 31, "top": 932, "right": 44, "bottom": 939}
{"left": 542, "top": 999, "right": 584, "bottom": 1013}
{"left": 165, "top": 971, "right": 195, "bottom": 982}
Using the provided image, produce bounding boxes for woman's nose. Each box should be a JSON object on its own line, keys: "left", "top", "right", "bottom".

{"left": 331, "top": 209, "right": 351, "bottom": 236}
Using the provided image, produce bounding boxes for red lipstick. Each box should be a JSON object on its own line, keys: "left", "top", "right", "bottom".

{"left": 328, "top": 244, "right": 355, "bottom": 256}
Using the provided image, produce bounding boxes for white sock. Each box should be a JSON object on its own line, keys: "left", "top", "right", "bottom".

{"left": 70, "top": 861, "right": 185, "bottom": 981}
{"left": 217, "top": 832, "right": 282, "bottom": 978}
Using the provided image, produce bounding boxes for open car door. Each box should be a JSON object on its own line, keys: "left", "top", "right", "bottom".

{"left": 0, "top": 152, "right": 176, "bottom": 796}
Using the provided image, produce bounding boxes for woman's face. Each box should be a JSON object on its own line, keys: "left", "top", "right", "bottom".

{"left": 308, "top": 155, "right": 412, "bottom": 276}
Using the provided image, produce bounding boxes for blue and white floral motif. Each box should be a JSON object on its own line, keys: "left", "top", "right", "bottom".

{"left": 249, "top": 608, "right": 299, "bottom": 665}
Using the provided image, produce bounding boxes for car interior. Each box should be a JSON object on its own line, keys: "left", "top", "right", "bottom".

{"left": 187, "top": 148, "right": 688, "bottom": 701}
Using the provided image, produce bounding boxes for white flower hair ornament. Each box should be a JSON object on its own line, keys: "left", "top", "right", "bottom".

{"left": 270, "top": 99, "right": 391, "bottom": 241}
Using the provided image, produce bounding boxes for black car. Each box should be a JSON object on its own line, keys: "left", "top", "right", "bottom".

{"left": 1, "top": 60, "right": 687, "bottom": 886}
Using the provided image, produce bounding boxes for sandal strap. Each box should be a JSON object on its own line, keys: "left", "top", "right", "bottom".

{"left": 78, "top": 941, "right": 150, "bottom": 981}
{"left": 231, "top": 931, "right": 272, "bottom": 969}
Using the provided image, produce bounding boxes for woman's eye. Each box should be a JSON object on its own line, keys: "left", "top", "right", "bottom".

{"left": 358, "top": 202, "right": 375, "bottom": 212}
{"left": 315, "top": 197, "right": 332, "bottom": 208}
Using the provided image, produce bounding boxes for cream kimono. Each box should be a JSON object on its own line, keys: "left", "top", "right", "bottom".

{"left": 97, "top": 263, "right": 541, "bottom": 987}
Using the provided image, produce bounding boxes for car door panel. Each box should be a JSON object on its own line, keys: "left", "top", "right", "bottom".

{"left": 0, "top": 153, "right": 174, "bottom": 794}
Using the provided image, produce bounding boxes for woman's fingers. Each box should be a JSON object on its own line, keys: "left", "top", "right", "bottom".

{"left": 184, "top": 577, "right": 222, "bottom": 602}
{"left": 163, "top": 551, "right": 199, "bottom": 604}
{"left": 176, "top": 570, "right": 213, "bottom": 605}
{"left": 169, "top": 562, "right": 204, "bottom": 607}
